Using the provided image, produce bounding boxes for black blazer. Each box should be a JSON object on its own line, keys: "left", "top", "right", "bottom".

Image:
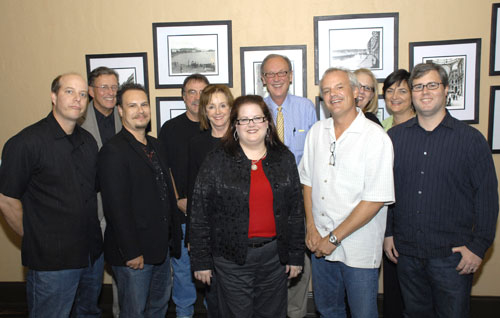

{"left": 98, "top": 128, "right": 181, "bottom": 266}
{"left": 189, "top": 145, "right": 305, "bottom": 272}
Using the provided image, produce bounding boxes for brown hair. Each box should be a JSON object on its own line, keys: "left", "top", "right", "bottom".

{"left": 198, "top": 84, "right": 234, "bottom": 130}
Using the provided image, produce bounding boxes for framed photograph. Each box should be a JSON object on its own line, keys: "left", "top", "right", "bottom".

{"left": 377, "top": 96, "right": 391, "bottom": 123}
{"left": 490, "top": 3, "right": 500, "bottom": 75}
{"left": 315, "top": 96, "right": 331, "bottom": 120}
{"left": 240, "top": 45, "right": 307, "bottom": 97}
{"left": 488, "top": 86, "right": 500, "bottom": 153}
{"left": 155, "top": 97, "right": 185, "bottom": 130}
{"left": 314, "top": 12, "right": 398, "bottom": 84}
{"left": 86, "top": 52, "right": 149, "bottom": 92}
{"left": 153, "top": 20, "right": 233, "bottom": 88}
{"left": 409, "top": 38, "right": 481, "bottom": 124}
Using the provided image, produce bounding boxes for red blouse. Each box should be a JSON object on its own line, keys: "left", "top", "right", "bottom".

{"left": 248, "top": 159, "right": 276, "bottom": 238}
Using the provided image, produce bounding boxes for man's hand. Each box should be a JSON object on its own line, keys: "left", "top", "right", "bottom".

{"left": 194, "top": 270, "right": 212, "bottom": 285}
{"left": 126, "top": 255, "right": 144, "bottom": 270}
{"left": 452, "top": 246, "right": 482, "bottom": 275}
{"left": 383, "top": 236, "right": 399, "bottom": 264}
{"left": 306, "top": 225, "right": 322, "bottom": 252}
{"left": 286, "top": 265, "right": 303, "bottom": 279}
{"left": 177, "top": 198, "right": 187, "bottom": 214}
{"left": 313, "top": 235, "right": 336, "bottom": 258}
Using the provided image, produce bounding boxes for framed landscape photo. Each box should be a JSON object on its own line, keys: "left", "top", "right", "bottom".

{"left": 240, "top": 45, "right": 307, "bottom": 97}
{"left": 314, "top": 12, "right": 398, "bottom": 84}
{"left": 155, "top": 97, "right": 185, "bottom": 131}
{"left": 153, "top": 20, "right": 233, "bottom": 88}
{"left": 85, "top": 52, "right": 149, "bottom": 91}
{"left": 488, "top": 86, "right": 500, "bottom": 153}
{"left": 490, "top": 3, "right": 500, "bottom": 75}
{"left": 410, "top": 38, "right": 481, "bottom": 124}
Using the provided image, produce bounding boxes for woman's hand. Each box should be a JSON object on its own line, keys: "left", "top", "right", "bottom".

{"left": 194, "top": 270, "right": 212, "bottom": 285}
{"left": 286, "top": 265, "right": 303, "bottom": 279}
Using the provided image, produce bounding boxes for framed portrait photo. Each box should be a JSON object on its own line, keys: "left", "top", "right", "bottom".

{"left": 490, "top": 3, "right": 500, "bottom": 75}
{"left": 314, "top": 12, "right": 398, "bottom": 84}
{"left": 153, "top": 20, "right": 233, "bottom": 88}
{"left": 155, "top": 97, "right": 185, "bottom": 131}
{"left": 85, "top": 52, "right": 149, "bottom": 91}
{"left": 410, "top": 38, "right": 481, "bottom": 124}
{"left": 240, "top": 45, "right": 307, "bottom": 97}
{"left": 488, "top": 86, "right": 500, "bottom": 153}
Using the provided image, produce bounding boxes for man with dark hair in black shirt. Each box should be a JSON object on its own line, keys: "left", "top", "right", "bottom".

{"left": 159, "top": 73, "right": 209, "bottom": 318}
{"left": 385, "top": 62, "right": 499, "bottom": 318}
{"left": 0, "top": 73, "right": 104, "bottom": 317}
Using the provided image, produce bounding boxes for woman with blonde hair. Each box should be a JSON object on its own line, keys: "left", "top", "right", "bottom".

{"left": 354, "top": 68, "right": 382, "bottom": 126}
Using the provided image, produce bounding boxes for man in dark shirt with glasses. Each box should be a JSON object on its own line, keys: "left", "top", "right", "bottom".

{"left": 385, "top": 62, "right": 499, "bottom": 318}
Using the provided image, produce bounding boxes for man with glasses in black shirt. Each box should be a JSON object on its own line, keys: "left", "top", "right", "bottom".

{"left": 0, "top": 73, "right": 104, "bottom": 317}
{"left": 385, "top": 62, "right": 499, "bottom": 317}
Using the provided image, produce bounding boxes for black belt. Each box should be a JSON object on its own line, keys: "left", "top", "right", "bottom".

{"left": 248, "top": 237, "right": 276, "bottom": 248}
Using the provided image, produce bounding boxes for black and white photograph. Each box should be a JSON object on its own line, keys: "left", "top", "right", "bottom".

{"left": 377, "top": 96, "right": 390, "bottom": 123}
{"left": 490, "top": 3, "right": 500, "bottom": 75}
{"left": 422, "top": 55, "right": 465, "bottom": 110}
{"left": 240, "top": 45, "right": 306, "bottom": 97}
{"left": 410, "top": 38, "right": 481, "bottom": 124}
{"left": 488, "top": 86, "right": 500, "bottom": 153}
{"left": 168, "top": 34, "right": 218, "bottom": 75}
{"left": 315, "top": 96, "right": 331, "bottom": 120}
{"left": 153, "top": 20, "right": 232, "bottom": 88}
{"left": 315, "top": 12, "right": 398, "bottom": 84}
{"left": 155, "top": 97, "right": 186, "bottom": 132}
{"left": 85, "top": 52, "right": 149, "bottom": 91}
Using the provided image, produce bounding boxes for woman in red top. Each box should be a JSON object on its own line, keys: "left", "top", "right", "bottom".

{"left": 190, "top": 95, "right": 305, "bottom": 318}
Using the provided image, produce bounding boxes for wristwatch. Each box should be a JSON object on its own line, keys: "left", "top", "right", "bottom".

{"left": 328, "top": 232, "right": 341, "bottom": 247}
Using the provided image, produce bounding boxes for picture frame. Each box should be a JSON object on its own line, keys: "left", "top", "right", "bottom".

{"left": 240, "top": 45, "right": 307, "bottom": 97}
{"left": 488, "top": 86, "right": 500, "bottom": 153}
{"left": 377, "top": 96, "right": 391, "bottom": 123}
{"left": 315, "top": 96, "right": 331, "bottom": 120}
{"left": 490, "top": 3, "right": 500, "bottom": 75}
{"left": 155, "top": 97, "right": 186, "bottom": 131}
{"left": 409, "top": 38, "right": 481, "bottom": 124}
{"left": 85, "top": 52, "right": 149, "bottom": 92}
{"left": 314, "top": 12, "right": 398, "bottom": 84}
{"left": 153, "top": 20, "right": 233, "bottom": 88}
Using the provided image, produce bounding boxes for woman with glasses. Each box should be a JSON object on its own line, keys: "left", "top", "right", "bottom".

{"left": 354, "top": 68, "right": 382, "bottom": 126}
{"left": 382, "top": 70, "right": 415, "bottom": 131}
{"left": 189, "top": 95, "right": 305, "bottom": 317}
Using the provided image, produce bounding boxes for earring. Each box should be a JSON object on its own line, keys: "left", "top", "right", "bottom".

{"left": 233, "top": 130, "right": 238, "bottom": 141}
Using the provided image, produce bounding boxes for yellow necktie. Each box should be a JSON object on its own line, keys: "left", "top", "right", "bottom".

{"left": 277, "top": 106, "right": 284, "bottom": 142}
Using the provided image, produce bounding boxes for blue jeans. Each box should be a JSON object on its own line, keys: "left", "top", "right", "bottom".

{"left": 26, "top": 254, "right": 104, "bottom": 318}
{"left": 397, "top": 253, "right": 473, "bottom": 318}
{"left": 112, "top": 251, "right": 172, "bottom": 318}
{"left": 171, "top": 223, "right": 196, "bottom": 318}
{"left": 311, "top": 257, "right": 378, "bottom": 318}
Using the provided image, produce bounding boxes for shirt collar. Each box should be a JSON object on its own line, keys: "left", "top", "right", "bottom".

{"left": 266, "top": 94, "right": 290, "bottom": 110}
{"left": 325, "top": 107, "right": 366, "bottom": 136}
{"left": 46, "top": 111, "right": 84, "bottom": 146}
{"left": 406, "top": 110, "right": 456, "bottom": 130}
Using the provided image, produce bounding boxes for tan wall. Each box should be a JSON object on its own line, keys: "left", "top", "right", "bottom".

{"left": 1, "top": 0, "right": 499, "bottom": 295}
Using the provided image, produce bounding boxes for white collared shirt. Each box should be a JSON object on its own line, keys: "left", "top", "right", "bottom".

{"left": 299, "top": 109, "right": 395, "bottom": 268}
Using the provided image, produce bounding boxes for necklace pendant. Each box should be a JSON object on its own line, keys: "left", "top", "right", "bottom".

{"left": 251, "top": 164, "right": 258, "bottom": 171}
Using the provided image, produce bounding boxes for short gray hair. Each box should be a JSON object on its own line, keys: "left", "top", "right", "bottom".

{"left": 319, "top": 67, "right": 359, "bottom": 96}
{"left": 260, "top": 54, "right": 292, "bottom": 75}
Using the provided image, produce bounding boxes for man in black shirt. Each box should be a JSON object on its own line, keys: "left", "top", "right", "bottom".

{"left": 159, "top": 73, "right": 209, "bottom": 318}
{"left": 79, "top": 66, "right": 122, "bottom": 318}
{"left": 0, "top": 73, "right": 104, "bottom": 317}
{"left": 98, "top": 83, "right": 181, "bottom": 317}
{"left": 385, "top": 63, "right": 499, "bottom": 317}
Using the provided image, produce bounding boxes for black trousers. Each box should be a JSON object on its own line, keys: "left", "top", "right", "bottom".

{"left": 213, "top": 239, "right": 287, "bottom": 318}
{"left": 383, "top": 254, "right": 404, "bottom": 318}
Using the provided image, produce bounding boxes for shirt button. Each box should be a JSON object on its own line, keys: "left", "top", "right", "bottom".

{"left": 418, "top": 190, "right": 422, "bottom": 194}
{"left": 324, "top": 179, "right": 328, "bottom": 183}
{"left": 416, "top": 210, "right": 420, "bottom": 214}
{"left": 421, "top": 171, "right": 424, "bottom": 175}
{"left": 321, "top": 196, "right": 325, "bottom": 200}
{"left": 321, "top": 213, "right": 325, "bottom": 216}
{"left": 423, "top": 151, "right": 427, "bottom": 155}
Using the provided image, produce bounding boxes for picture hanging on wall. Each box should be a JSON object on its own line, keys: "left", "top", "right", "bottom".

{"left": 85, "top": 52, "right": 149, "bottom": 92}
{"left": 488, "top": 86, "right": 500, "bottom": 153}
{"left": 240, "top": 45, "right": 307, "bottom": 97}
{"left": 490, "top": 3, "right": 500, "bottom": 75}
{"left": 377, "top": 96, "right": 391, "bottom": 123}
{"left": 315, "top": 96, "right": 331, "bottom": 120}
{"left": 155, "top": 97, "right": 186, "bottom": 131}
{"left": 153, "top": 20, "right": 233, "bottom": 88}
{"left": 314, "top": 12, "right": 399, "bottom": 84}
{"left": 410, "top": 38, "right": 481, "bottom": 124}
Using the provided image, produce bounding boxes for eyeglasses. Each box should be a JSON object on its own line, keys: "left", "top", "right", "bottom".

{"left": 329, "top": 141, "right": 336, "bottom": 166}
{"left": 236, "top": 116, "right": 267, "bottom": 125}
{"left": 262, "top": 71, "right": 289, "bottom": 79}
{"left": 411, "top": 82, "right": 443, "bottom": 92}
{"left": 93, "top": 85, "right": 118, "bottom": 92}
{"left": 359, "top": 85, "right": 374, "bottom": 92}
{"left": 186, "top": 89, "right": 204, "bottom": 97}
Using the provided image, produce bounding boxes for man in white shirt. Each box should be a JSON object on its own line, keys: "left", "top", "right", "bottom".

{"left": 299, "top": 68, "right": 394, "bottom": 317}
